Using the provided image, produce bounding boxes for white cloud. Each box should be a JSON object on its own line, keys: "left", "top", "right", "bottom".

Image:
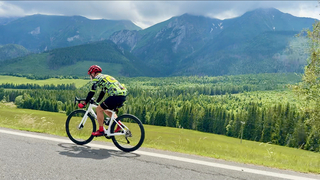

{"left": 0, "top": 1, "right": 25, "bottom": 17}
{"left": 289, "top": 2, "right": 320, "bottom": 19}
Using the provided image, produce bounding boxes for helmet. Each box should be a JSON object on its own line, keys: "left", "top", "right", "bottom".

{"left": 88, "top": 65, "right": 102, "bottom": 75}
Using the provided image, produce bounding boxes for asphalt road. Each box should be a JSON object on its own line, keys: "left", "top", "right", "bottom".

{"left": 0, "top": 127, "right": 319, "bottom": 180}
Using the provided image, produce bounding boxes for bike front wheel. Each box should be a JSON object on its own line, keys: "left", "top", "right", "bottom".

{"left": 111, "top": 114, "right": 145, "bottom": 152}
{"left": 65, "top": 110, "right": 96, "bottom": 145}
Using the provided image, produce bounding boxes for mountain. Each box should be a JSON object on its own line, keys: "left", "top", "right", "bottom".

{"left": 109, "top": 13, "right": 226, "bottom": 75}
{"left": 0, "top": 8, "right": 316, "bottom": 77}
{"left": 0, "top": 17, "right": 19, "bottom": 25}
{"left": 180, "top": 8, "right": 315, "bottom": 75}
{"left": 0, "top": 14, "right": 141, "bottom": 52}
{"left": 0, "top": 44, "right": 29, "bottom": 62}
{"left": 109, "top": 8, "right": 316, "bottom": 76}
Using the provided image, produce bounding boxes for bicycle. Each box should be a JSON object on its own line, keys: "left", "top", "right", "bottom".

{"left": 65, "top": 97, "right": 145, "bottom": 152}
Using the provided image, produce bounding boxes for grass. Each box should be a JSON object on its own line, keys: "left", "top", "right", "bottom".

{"left": 1, "top": 102, "right": 319, "bottom": 174}
{"left": 0, "top": 75, "right": 88, "bottom": 88}
{"left": 0, "top": 61, "right": 123, "bottom": 88}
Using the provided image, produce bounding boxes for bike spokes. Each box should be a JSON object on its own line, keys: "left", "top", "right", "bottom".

{"left": 66, "top": 110, "right": 96, "bottom": 145}
{"left": 111, "top": 114, "right": 145, "bottom": 152}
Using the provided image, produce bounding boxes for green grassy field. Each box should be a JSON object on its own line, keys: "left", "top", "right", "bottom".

{"left": 1, "top": 102, "right": 319, "bottom": 174}
{"left": 0, "top": 75, "right": 88, "bottom": 88}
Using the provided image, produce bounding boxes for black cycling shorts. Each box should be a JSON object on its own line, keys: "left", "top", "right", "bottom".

{"left": 100, "top": 96, "right": 126, "bottom": 110}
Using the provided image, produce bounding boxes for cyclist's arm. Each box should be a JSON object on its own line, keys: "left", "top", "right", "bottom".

{"left": 85, "top": 83, "right": 97, "bottom": 104}
{"left": 96, "top": 90, "right": 106, "bottom": 103}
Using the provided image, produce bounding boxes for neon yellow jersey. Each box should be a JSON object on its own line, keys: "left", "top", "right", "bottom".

{"left": 90, "top": 74, "right": 127, "bottom": 96}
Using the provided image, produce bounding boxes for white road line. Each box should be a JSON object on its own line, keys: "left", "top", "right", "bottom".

{"left": 0, "top": 129, "right": 318, "bottom": 180}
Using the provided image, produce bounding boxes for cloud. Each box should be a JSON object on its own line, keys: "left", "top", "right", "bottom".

{"left": 0, "top": 1, "right": 319, "bottom": 29}
{"left": 0, "top": 1, "right": 25, "bottom": 17}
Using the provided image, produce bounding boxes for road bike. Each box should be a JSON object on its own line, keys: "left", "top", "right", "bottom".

{"left": 65, "top": 97, "right": 145, "bottom": 152}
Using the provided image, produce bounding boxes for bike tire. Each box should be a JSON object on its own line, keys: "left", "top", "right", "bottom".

{"left": 110, "top": 114, "right": 145, "bottom": 152}
{"left": 65, "top": 109, "right": 96, "bottom": 145}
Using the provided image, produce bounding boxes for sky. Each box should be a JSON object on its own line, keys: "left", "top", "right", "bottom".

{"left": 0, "top": 1, "right": 319, "bottom": 29}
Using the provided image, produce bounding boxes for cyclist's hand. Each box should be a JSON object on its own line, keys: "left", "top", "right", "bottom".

{"left": 78, "top": 103, "right": 86, "bottom": 108}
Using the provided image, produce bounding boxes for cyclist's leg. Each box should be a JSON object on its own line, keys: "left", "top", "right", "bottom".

{"left": 104, "top": 109, "right": 117, "bottom": 119}
{"left": 100, "top": 96, "right": 116, "bottom": 118}
{"left": 96, "top": 106, "right": 105, "bottom": 126}
{"left": 92, "top": 105, "right": 105, "bottom": 136}
{"left": 100, "top": 96, "right": 126, "bottom": 132}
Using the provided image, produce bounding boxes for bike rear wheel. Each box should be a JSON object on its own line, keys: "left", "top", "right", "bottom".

{"left": 111, "top": 114, "right": 145, "bottom": 152}
{"left": 66, "top": 110, "right": 96, "bottom": 145}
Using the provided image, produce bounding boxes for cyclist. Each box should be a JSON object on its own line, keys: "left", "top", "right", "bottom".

{"left": 78, "top": 65, "right": 127, "bottom": 136}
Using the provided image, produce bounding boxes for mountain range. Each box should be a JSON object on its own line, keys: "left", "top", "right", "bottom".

{"left": 0, "top": 14, "right": 141, "bottom": 52}
{"left": 0, "top": 8, "right": 316, "bottom": 77}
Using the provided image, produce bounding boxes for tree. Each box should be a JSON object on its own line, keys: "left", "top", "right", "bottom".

{"left": 305, "top": 125, "right": 320, "bottom": 151}
{"left": 260, "top": 108, "right": 272, "bottom": 143}
{"left": 180, "top": 104, "right": 189, "bottom": 128}
{"left": 243, "top": 102, "right": 257, "bottom": 140}
{"left": 154, "top": 111, "right": 166, "bottom": 126}
{"left": 292, "top": 20, "right": 320, "bottom": 129}
{"left": 167, "top": 107, "right": 177, "bottom": 127}
{"left": 15, "top": 95, "right": 24, "bottom": 108}
{"left": 291, "top": 119, "right": 307, "bottom": 148}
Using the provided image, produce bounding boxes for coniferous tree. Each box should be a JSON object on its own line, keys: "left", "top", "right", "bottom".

{"left": 291, "top": 119, "right": 307, "bottom": 148}
{"left": 243, "top": 103, "right": 257, "bottom": 140}
{"left": 167, "top": 107, "right": 176, "bottom": 127}
{"left": 260, "top": 108, "right": 272, "bottom": 143}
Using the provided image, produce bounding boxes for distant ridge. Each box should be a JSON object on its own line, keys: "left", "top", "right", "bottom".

{"left": 0, "top": 14, "right": 141, "bottom": 52}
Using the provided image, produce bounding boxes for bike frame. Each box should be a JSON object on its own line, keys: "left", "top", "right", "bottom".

{"left": 78, "top": 102, "right": 128, "bottom": 136}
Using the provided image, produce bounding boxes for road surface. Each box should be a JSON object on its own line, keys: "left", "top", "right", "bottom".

{"left": 0, "top": 128, "right": 319, "bottom": 180}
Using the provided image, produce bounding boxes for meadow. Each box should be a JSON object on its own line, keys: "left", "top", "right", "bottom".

{"left": 0, "top": 75, "right": 88, "bottom": 88}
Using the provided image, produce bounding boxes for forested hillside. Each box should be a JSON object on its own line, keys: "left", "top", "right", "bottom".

{"left": 1, "top": 73, "right": 319, "bottom": 152}
{"left": 0, "top": 40, "right": 146, "bottom": 77}
{"left": 0, "top": 44, "right": 29, "bottom": 61}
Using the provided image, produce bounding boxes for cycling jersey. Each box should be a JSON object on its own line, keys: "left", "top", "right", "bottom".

{"left": 85, "top": 73, "right": 127, "bottom": 104}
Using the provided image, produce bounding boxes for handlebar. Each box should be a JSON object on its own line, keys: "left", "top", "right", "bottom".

{"left": 74, "top": 97, "right": 98, "bottom": 105}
